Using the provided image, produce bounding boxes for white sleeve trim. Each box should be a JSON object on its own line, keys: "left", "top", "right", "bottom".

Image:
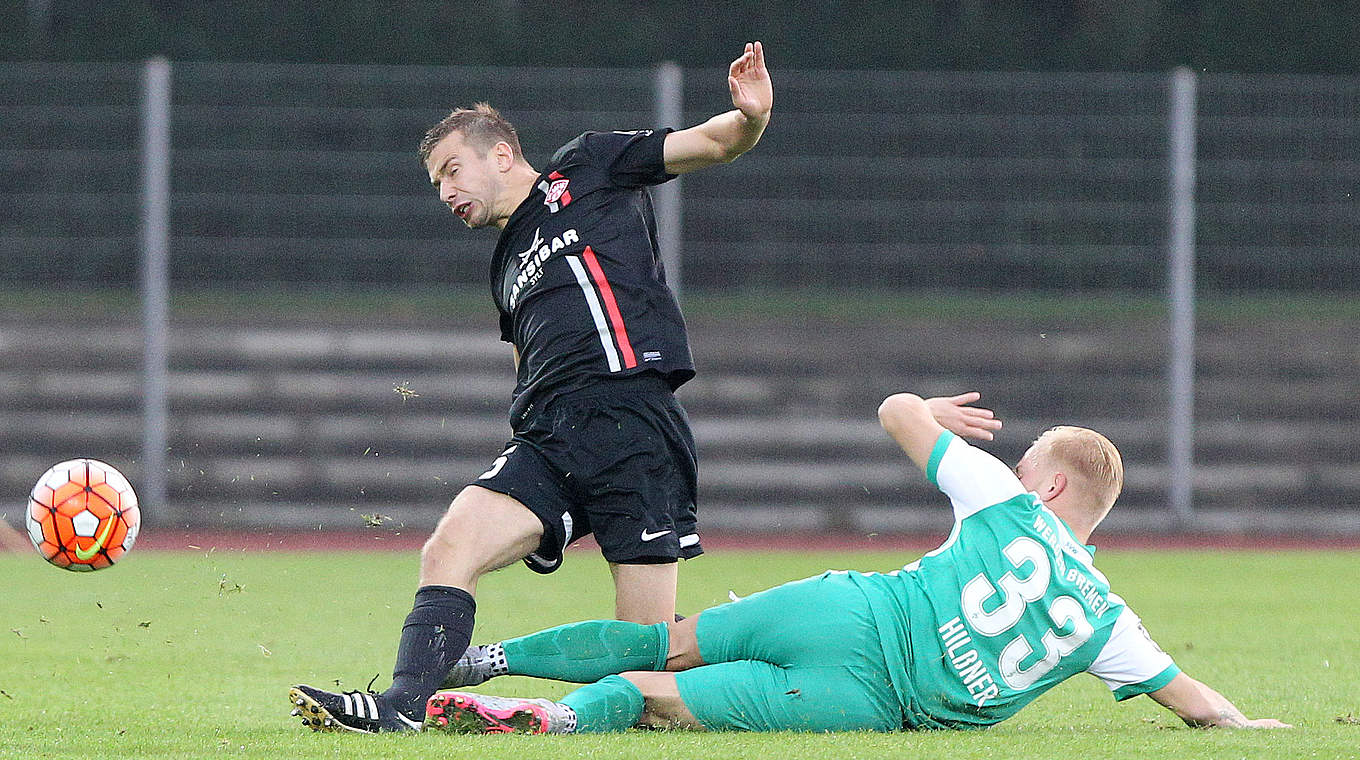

{"left": 933, "top": 436, "right": 1028, "bottom": 521}
{"left": 1087, "top": 602, "right": 1177, "bottom": 692}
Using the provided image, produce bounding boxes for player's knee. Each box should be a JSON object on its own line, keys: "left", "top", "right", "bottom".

{"left": 420, "top": 487, "right": 540, "bottom": 577}
{"left": 620, "top": 670, "right": 670, "bottom": 697}
{"left": 418, "top": 525, "right": 474, "bottom": 584}
{"left": 422, "top": 500, "right": 475, "bottom": 556}
{"left": 622, "top": 671, "right": 702, "bottom": 729}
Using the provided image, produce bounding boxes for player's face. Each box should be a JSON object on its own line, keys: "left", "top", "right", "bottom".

{"left": 425, "top": 131, "right": 503, "bottom": 229}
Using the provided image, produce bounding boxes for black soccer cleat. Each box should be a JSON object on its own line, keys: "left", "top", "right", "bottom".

{"left": 288, "top": 684, "right": 422, "bottom": 733}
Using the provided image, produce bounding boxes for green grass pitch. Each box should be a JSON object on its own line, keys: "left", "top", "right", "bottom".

{"left": 1, "top": 547, "right": 1356, "bottom": 759}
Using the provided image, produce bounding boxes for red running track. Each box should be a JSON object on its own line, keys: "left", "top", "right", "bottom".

{"left": 128, "top": 529, "right": 1360, "bottom": 554}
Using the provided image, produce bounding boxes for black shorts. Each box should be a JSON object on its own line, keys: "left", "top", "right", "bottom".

{"left": 470, "top": 373, "right": 702, "bottom": 574}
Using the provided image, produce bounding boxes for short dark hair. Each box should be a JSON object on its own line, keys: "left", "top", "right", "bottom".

{"left": 418, "top": 103, "right": 523, "bottom": 165}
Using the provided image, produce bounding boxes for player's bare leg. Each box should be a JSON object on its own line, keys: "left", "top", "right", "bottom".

{"left": 422, "top": 485, "right": 544, "bottom": 590}
{"left": 623, "top": 671, "right": 706, "bottom": 730}
{"left": 609, "top": 561, "right": 678, "bottom": 624}
{"left": 662, "top": 613, "right": 704, "bottom": 670}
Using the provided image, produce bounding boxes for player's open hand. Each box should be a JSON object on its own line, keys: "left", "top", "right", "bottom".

{"left": 728, "top": 41, "right": 772, "bottom": 123}
{"left": 1240, "top": 718, "right": 1293, "bottom": 728}
{"left": 925, "top": 392, "right": 1002, "bottom": 441}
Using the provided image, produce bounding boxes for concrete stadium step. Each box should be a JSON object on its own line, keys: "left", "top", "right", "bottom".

{"left": 3, "top": 363, "right": 1354, "bottom": 423}
{"left": 1, "top": 320, "right": 1354, "bottom": 422}
{"left": 0, "top": 319, "right": 1352, "bottom": 381}
{"left": 3, "top": 313, "right": 1354, "bottom": 532}
{"left": 4, "top": 449, "right": 1343, "bottom": 517}
{"left": 3, "top": 402, "right": 1357, "bottom": 473}
{"left": 0, "top": 326, "right": 508, "bottom": 368}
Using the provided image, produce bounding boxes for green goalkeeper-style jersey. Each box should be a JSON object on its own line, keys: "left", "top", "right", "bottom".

{"left": 847, "top": 431, "right": 1180, "bottom": 729}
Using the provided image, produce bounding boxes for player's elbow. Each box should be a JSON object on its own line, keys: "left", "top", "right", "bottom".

{"left": 877, "top": 393, "right": 926, "bottom": 432}
{"left": 707, "top": 139, "right": 745, "bottom": 165}
{"left": 710, "top": 124, "right": 760, "bottom": 163}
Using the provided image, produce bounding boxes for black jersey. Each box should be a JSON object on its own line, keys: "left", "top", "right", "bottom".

{"left": 491, "top": 129, "right": 695, "bottom": 425}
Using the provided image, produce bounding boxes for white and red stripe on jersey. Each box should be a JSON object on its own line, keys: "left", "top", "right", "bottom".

{"left": 565, "top": 246, "right": 638, "bottom": 372}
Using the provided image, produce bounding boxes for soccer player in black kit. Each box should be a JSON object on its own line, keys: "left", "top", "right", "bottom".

{"left": 289, "top": 42, "right": 773, "bottom": 732}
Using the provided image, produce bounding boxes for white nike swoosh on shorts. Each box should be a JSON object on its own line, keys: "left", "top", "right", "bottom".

{"left": 640, "top": 529, "right": 673, "bottom": 542}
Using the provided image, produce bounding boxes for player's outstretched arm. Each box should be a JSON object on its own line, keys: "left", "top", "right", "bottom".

{"left": 879, "top": 392, "right": 1002, "bottom": 472}
{"left": 1148, "top": 673, "right": 1291, "bottom": 729}
{"left": 663, "top": 41, "right": 772, "bottom": 174}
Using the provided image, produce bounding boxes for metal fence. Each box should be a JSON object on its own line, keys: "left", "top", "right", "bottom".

{"left": 3, "top": 62, "right": 1357, "bottom": 292}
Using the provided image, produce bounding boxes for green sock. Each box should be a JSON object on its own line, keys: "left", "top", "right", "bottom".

{"left": 502, "top": 620, "right": 668, "bottom": 682}
{"left": 561, "top": 675, "right": 645, "bottom": 733}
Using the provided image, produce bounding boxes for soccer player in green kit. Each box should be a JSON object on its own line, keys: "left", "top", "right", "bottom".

{"left": 420, "top": 391, "right": 1290, "bottom": 734}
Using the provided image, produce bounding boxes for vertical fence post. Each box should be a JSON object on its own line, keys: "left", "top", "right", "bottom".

{"left": 1167, "top": 67, "right": 1198, "bottom": 528}
{"left": 653, "top": 61, "right": 683, "bottom": 301}
{"left": 140, "top": 57, "right": 172, "bottom": 523}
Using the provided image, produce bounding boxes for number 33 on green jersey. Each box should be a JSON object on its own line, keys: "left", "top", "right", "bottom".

{"left": 852, "top": 431, "right": 1179, "bottom": 729}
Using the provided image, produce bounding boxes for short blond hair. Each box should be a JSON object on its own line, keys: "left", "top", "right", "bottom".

{"left": 1030, "top": 426, "right": 1124, "bottom": 513}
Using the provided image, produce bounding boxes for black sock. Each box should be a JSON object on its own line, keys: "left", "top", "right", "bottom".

{"left": 382, "top": 585, "right": 476, "bottom": 719}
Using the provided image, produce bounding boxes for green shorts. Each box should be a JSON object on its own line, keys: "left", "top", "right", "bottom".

{"left": 675, "top": 571, "right": 903, "bottom": 732}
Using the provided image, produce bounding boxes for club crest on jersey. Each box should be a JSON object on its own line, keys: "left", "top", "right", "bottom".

{"left": 545, "top": 178, "right": 570, "bottom": 204}
{"left": 539, "top": 171, "right": 573, "bottom": 212}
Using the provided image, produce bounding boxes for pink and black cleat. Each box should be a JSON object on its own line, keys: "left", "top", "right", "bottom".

{"left": 424, "top": 691, "right": 555, "bottom": 734}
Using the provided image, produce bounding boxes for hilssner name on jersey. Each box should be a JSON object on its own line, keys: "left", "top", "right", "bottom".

{"left": 490, "top": 129, "right": 695, "bottom": 426}
{"left": 937, "top": 616, "right": 1002, "bottom": 707}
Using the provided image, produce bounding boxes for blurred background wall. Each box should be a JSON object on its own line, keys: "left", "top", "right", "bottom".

{"left": 2, "top": 2, "right": 1356, "bottom": 538}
